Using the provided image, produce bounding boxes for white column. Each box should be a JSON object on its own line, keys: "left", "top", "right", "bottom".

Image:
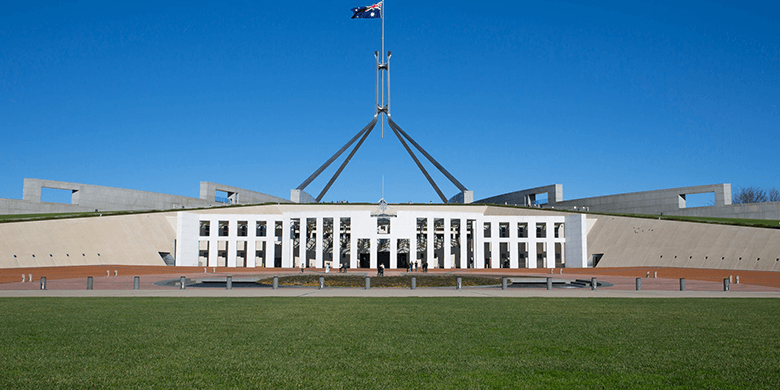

{"left": 474, "top": 219, "right": 483, "bottom": 269}
{"left": 426, "top": 217, "right": 434, "bottom": 268}
{"left": 299, "top": 221, "right": 306, "bottom": 268}
{"left": 546, "top": 221, "right": 554, "bottom": 268}
{"left": 315, "top": 217, "right": 323, "bottom": 268}
{"left": 528, "top": 239, "right": 537, "bottom": 269}
{"left": 282, "top": 218, "right": 292, "bottom": 268}
{"left": 410, "top": 232, "right": 417, "bottom": 269}
{"left": 333, "top": 217, "right": 341, "bottom": 269}
{"left": 443, "top": 218, "right": 451, "bottom": 269}
{"left": 208, "top": 218, "right": 218, "bottom": 267}
{"left": 390, "top": 237, "right": 398, "bottom": 269}
{"left": 247, "top": 240, "right": 256, "bottom": 268}
{"left": 350, "top": 231, "right": 358, "bottom": 269}
{"left": 508, "top": 220, "right": 517, "bottom": 268}
{"left": 491, "top": 221, "right": 500, "bottom": 269}
{"left": 370, "top": 239, "right": 377, "bottom": 269}
{"left": 460, "top": 219, "right": 467, "bottom": 269}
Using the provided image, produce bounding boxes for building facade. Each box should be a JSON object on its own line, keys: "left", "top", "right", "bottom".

{"left": 175, "top": 205, "right": 589, "bottom": 269}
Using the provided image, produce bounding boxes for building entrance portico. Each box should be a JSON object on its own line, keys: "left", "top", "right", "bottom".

{"left": 176, "top": 205, "right": 589, "bottom": 270}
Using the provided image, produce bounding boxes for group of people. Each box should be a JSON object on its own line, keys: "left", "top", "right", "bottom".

{"left": 405, "top": 261, "right": 428, "bottom": 273}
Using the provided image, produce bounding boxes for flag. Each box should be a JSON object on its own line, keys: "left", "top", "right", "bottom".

{"left": 351, "top": 2, "right": 382, "bottom": 19}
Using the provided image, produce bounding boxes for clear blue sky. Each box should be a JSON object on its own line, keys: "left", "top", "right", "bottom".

{"left": 2, "top": 1, "right": 777, "bottom": 205}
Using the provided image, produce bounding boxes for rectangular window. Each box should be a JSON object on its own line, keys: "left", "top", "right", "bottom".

{"left": 256, "top": 221, "right": 267, "bottom": 237}
{"left": 536, "top": 223, "right": 546, "bottom": 238}
{"left": 218, "top": 221, "right": 229, "bottom": 237}
{"left": 199, "top": 221, "right": 210, "bottom": 237}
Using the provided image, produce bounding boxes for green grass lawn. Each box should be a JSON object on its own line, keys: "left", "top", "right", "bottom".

{"left": 1, "top": 298, "right": 779, "bottom": 389}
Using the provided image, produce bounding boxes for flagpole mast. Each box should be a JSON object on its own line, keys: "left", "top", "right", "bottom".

{"left": 380, "top": 0, "right": 385, "bottom": 138}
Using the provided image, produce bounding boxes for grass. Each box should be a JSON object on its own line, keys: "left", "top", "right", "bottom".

{"left": 1, "top": 298, "right": 779, "bottom": 389}
{"left": 265, "top": 274, "right": 502, "bottom": 288}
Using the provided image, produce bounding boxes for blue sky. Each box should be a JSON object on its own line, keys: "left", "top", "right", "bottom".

{"left": 1, "top": 0, "right": 777, "bottom": 205}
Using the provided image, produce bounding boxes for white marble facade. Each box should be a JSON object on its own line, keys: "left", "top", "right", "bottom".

{"left": 175, "top": 207, "right": 588, "bottom": 269}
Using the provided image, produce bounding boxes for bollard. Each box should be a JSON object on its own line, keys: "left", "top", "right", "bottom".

{"left": 501, "top": 277, "right": 507, "bottom": 290}
{"left": 28, "top": 273, "right": 32, "bottom": 282}
{"left": 134, "top": 276, "right": 140, "bottom": 290}
{"left": 723, "top": 278, "right": 730, "bottom": 291}
{"left": 40, "top": 277, "right": 47, "bottom": 290}
{"left": 546, "top": 277, "right": 552, "bottom": 290}
{"left": 653, "top": 271, "right": 657, "bottom": 278}
{"left": 411, "top": 276, "right": 416, "bottom": 290}
{"left": 591, "top": 277, "right": 597, "bottom": 290}
{"left": 736, "top": 275, "right": 740, "bottom": 284}
{"left": 680, "top": 278, "right": 685, "bottom": 291}
{"left": 365, "top": 276, "right": 370, "bottom": 290}
{"left": 114, "top": 270, "right": 118, "bottom": 277}
{"left": 226, "top": 276, "right": 232, "bottom": 290}
{"left": 319, "top": 276, "right": 325, "bottom": 289}
{"left": 456, "top": 277, "right": 462, "bottom": 290}
{"left": 180, "top": 276, "right": 186, "bottom": 290}
{"left": 636, "top": 278, "right": 641, "bottom": 291}
{"left": 87, "top": 276, "right": 93, "bottom": 290}
{"left": 273, "top": 276, "right": 278, "bottom": 290}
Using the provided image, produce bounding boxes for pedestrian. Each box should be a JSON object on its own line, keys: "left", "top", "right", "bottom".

{"left": 414, "top": 261, "right": 418, "bottom": 272}
{"left": 300, "top": 260, "right": 305, "bottom": 273}
{"left": 325, "top": 262, "right": 330, "bottom": 273}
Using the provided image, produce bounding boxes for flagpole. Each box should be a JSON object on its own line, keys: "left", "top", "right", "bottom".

{"left": 380, "top": 0, "right": 385, "bottom": 138}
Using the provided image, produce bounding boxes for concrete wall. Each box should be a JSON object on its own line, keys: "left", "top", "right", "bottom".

{"left": 0, "top": 179, "right": 289, "bottom": 215}
{"left": 0, "top": 213, "right": 176, "bottom": 268}
{"left": 476, "top": 185, "right": 562, "bottom": 206}
{"left": 200, "top": 182, "right": 288, "bottom": 204}
{"left": 552, "top": 184, "right": 732, "bottom": 215}
{"left": 479, "top": 183, "right": 780, "bottom": 220}
{"left": 587, "top": 214, "right": 780, "bottom": 271}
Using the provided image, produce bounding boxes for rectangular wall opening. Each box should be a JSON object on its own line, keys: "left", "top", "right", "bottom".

{"left": 681, "top": 192, "right": 715, "bottom": 208}
{"left": 215, "top": 190, "right": 231, "bottom": 204}
{"left": 41, "top": 187, "right": 75, "bottom": 204}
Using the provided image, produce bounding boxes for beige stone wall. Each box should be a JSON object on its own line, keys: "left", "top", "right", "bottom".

{"left": 588, "top": 215, "right": 780, "bottom": 271}
{"left": 0, "top": 213, "right": 176, "bottom": 268}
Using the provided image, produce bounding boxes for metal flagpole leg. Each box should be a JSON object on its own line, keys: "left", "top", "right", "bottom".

{"left": 316, "top": 119, "right": 379, "bottom": 202}
{"left": 297, "top": 116, "right": 378, "bottom": 192}
{"left": 387, "top": 116, "right": 468, "bottom": 192}
{"left": 387, "top": 120, "right": 447, "bottom": 202}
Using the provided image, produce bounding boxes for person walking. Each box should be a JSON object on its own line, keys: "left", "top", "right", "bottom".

{"left": 300, "top": 260, "right": 305, "bottom": 273}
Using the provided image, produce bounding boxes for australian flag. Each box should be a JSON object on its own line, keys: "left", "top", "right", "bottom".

{"left": 351, "top": 2, "right": 382, "bottom": 19}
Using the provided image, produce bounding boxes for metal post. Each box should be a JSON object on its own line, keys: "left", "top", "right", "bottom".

{"left": 411, "top": 276, "right": 416, "bottom": 290}
{"left": 87, "top": 276, "right": 93, "bottom": 290}
{"left": 679, "top": 278, "right": 685, "bottom": 291}
{"left": 591, "top": 277, "right": 597, "bottom": 290}
{"left": 723, "top": 278, "right": 730, "bottom": 291}
{"left": 365, "top": 276, "right": 371, "bottom": 290}
{"left": 501, "top": 277, "right": 507, "bottom": 290}
{"left": 180, "top": 276, "right": 186, "bottom": 290}
{"left": 134, "top": 276, "right": 140, "bottom": 290}
{"left": 319, "top": 276, "right": 325, "bottom": 289}
{"left": 226, "top": 276, "right": 232, "bottom": 290}
{"left": 273, "top": 276, "right": 278, "bottom": 290}
{"left": 546, "top": 277, "right": 552, "bottom": 290}
{"left": 40, "top": 277, "right": 46, "bottom": 290}
{"left": 456, "top": 277, "right": 462, "bottom": 290}
{"left": 636, "top": 278, "right": 641, "bottom": 291}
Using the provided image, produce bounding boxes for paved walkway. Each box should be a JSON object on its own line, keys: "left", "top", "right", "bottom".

{"left": 2, "top": 267, "right": 779, "bottom": 298}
